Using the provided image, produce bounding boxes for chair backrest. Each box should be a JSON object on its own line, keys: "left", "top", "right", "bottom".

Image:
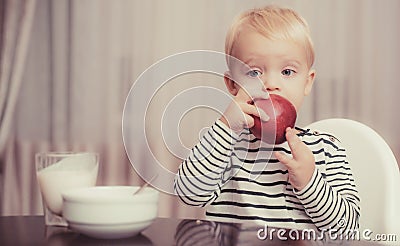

{"left": 307, "top": 118, "right": 400, "bottom": 236}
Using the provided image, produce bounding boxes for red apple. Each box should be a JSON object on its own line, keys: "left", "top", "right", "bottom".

{"left": 250, "top": 94, "right": 297, "bottom": 145}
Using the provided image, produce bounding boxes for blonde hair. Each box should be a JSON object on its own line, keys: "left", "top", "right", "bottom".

{"left": 225, "top": 5, "right": 315, "bottom": 68}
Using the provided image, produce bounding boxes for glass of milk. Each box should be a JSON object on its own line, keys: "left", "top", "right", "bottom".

{"left": 35, "top": 152, "right": 99, "bottom": 226}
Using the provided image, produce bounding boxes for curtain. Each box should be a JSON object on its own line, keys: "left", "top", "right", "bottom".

{"left": 1, "top": 0, "right": 399, "bottom": 217}
{"left": 0, "top": 0, "right": 36, "bottom": 214}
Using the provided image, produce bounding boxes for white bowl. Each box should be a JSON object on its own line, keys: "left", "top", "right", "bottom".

{"left": 62, "top": 186, "right": 159, "bottom": 239}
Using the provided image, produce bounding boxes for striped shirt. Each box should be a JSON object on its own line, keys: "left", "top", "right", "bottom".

{"left": 174, "top": 120, "right": 360, "bottom": 232}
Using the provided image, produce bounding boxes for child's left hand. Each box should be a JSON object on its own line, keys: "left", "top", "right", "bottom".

{"left": 274, "top": 127, "right": 315, "bottom": 191}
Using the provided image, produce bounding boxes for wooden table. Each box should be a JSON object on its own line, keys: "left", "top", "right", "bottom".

{"left": 0, "top": 216, "right": 392, "bottom": 245}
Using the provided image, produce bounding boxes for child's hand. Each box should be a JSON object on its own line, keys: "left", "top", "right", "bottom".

{"left": 220, "top": 89, "right": 269, "bottom": 133}
{"left": 274, "top": 127, "right": 315, "bottom": 191}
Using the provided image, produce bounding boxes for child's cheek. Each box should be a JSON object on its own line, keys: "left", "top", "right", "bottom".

{"left": 236, "top": 88, "right": 252, "bottom": 101}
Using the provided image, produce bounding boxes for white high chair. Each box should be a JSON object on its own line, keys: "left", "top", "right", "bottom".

{"left": 307, "top": 118, "right": 400, "bottom": 239}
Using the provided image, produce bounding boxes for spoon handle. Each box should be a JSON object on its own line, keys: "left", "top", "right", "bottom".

{"left": 133, "top": 174, "right": 158, "bottom": 195}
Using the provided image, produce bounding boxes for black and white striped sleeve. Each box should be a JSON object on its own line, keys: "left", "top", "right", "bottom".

{"left": 294, "top": 137, "right": 361, "bottom": 232}
{"left": 174, "top": 120, "right": 238, "bottom": 207}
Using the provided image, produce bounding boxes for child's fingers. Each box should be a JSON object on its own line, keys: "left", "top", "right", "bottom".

{"left": 286, "top": 127, "right": 315, "bottom": 165}
{"left": 250, "top": 89, "right": 269, "bottom": 100}
{"left": 274, "top": 151, "right": 292, "bottom": 165}
{"left": 243, "top": 114, "right": 255, "bottom": 128}
{"left": 285, "top": 128, "right": 304, "bottom": 160}
{"left": 256, "top": 107, "right": 270, "bottom": 122}
{"left": 240, "top": 103, "right": 269, "bottom": 122}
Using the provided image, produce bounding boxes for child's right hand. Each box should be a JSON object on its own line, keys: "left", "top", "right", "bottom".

{"left": 220, "top": 88, "right": 270, "bottom": 133}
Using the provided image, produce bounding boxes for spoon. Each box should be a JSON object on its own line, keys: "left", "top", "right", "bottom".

{"left": 133, "top": 174, "right": 158, "bottom": 195}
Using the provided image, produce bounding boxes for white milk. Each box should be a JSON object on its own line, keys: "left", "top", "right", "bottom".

{"left": 37, "top": 153, "right": 98, "bottom": 215}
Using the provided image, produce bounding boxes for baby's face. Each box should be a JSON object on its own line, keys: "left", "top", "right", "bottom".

{"left": 228, "top": 28, "right": 315, "bottom": 111}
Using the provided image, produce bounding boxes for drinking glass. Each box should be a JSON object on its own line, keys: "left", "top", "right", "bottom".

{"left": 36, "top": 152, "right": 99, "bottom": 226}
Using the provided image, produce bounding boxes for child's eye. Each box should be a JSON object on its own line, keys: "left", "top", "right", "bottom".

{"left": 281, "top": 69, "right": 295, "bottom": 76}
{"left": 246, "top": 69, "right": 262, "bottom": 78}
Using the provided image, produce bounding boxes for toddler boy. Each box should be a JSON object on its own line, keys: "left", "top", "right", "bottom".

{"left": 174, "top": 5, "right": 360, "bottom": 232}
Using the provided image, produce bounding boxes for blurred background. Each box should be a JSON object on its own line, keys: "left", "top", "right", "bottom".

{"left": 0, "top": 0, "right": 399, "bottom": 218}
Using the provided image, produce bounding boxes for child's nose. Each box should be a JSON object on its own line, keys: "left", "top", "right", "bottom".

{"left": 263, "top": 78, "right": 280, "bottom": 92}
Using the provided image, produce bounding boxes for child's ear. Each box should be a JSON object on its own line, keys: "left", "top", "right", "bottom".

{"left": 304, "top": 69, "right": 316, "bottom": 96}
{"left": 224, "top": 71, "right": 240, "bottom": 96}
